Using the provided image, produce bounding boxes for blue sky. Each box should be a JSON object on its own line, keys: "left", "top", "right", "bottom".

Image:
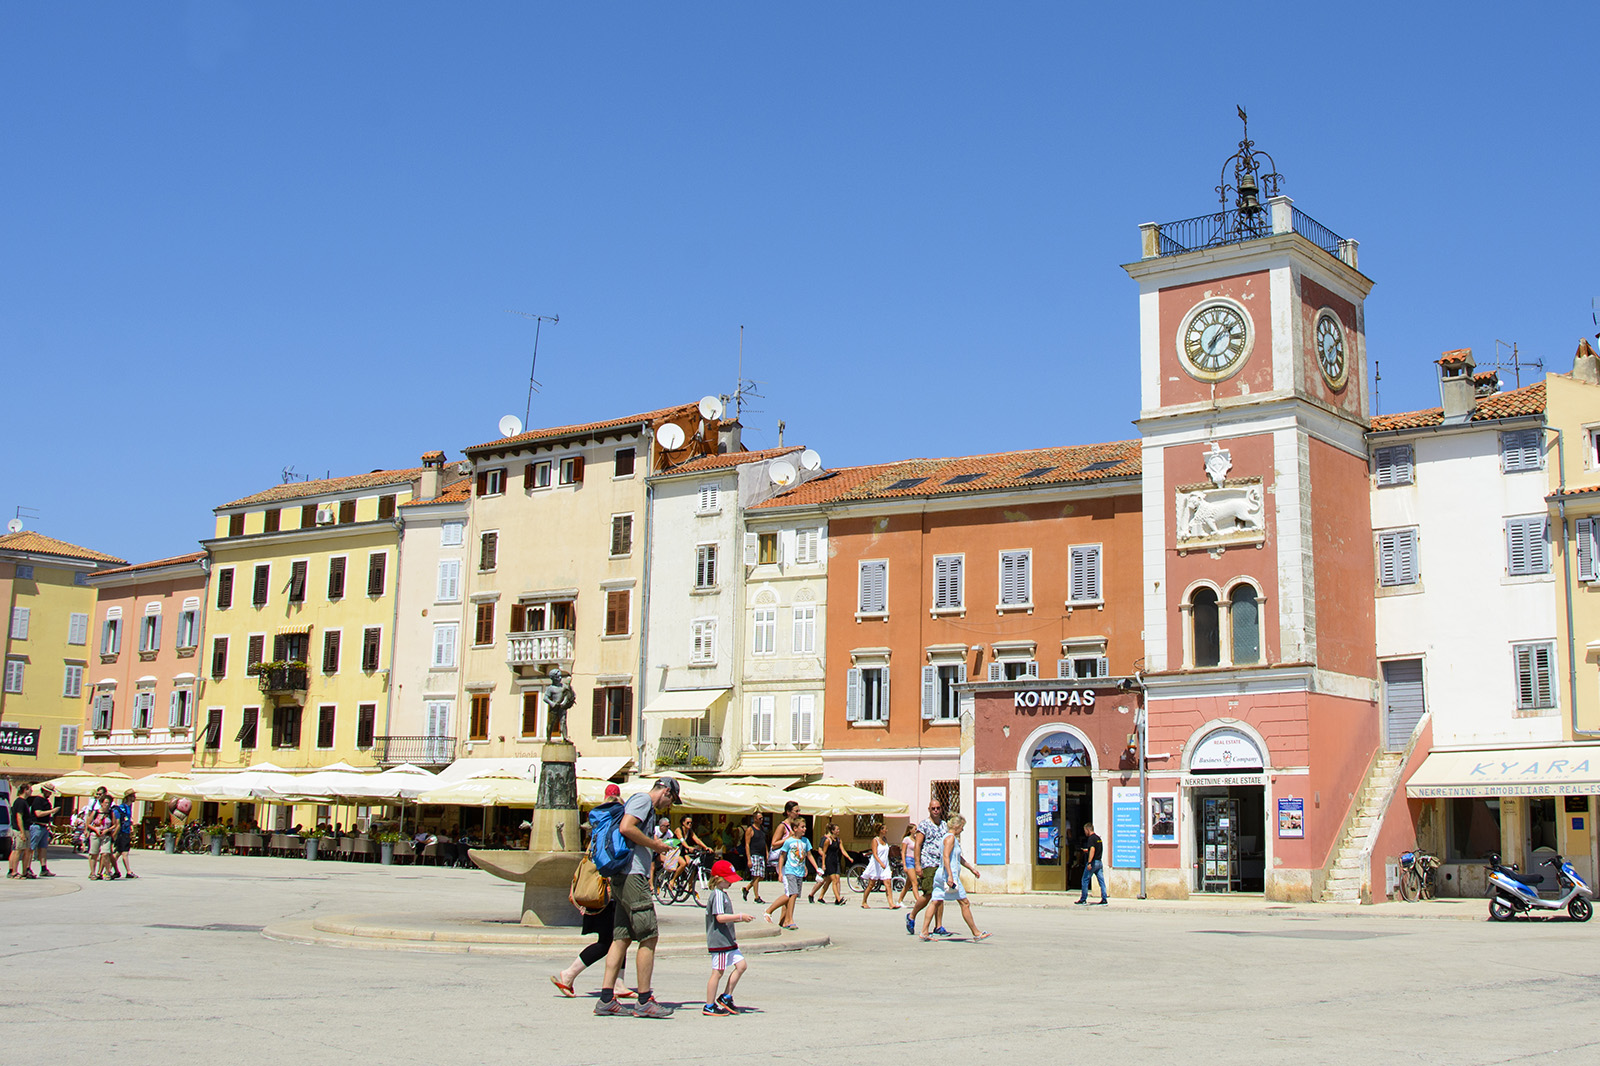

{"left": 3, "top": 2, "right": 1597, "bottom": 564}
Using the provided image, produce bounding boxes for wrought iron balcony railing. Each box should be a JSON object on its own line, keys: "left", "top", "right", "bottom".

{"left": 1147, "top": 204, "right": 1344, "bottom": 260}
{"left": 258, "top": 665, "right": 309, "bottom": 695}
{"left": 655, "top": 734, "right": 722, "bottom": 771}
{"left": 374, "top": 735, "right": 458, "bottom": 766}
{"left": 506, "top": 630, "right": 575, "bottom": 667}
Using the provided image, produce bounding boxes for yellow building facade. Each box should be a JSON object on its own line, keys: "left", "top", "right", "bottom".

{"left": 1, "top": 531, "right": 126, "bottom": 783}
{"left": 1549, "top": 341, "right": 1600, "bottom": 736}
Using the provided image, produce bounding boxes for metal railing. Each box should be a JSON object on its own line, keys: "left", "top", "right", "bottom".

{"left": 374, "top": 735, "right": 458, "bottom": 766}
{"left": 1150, "top": 205, "right": 1343, "bottom": 260}
{"left": 1289, "top": 207, "right": 1343, "bottom": 257}
{"left": 258, "top": 666, "right": 308, "bottom": 694}
{"left": 655, "top": 734, "right": 722, "bottom": 771}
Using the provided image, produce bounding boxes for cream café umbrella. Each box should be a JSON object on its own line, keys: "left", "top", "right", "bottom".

{"left": 127, "top": 772, "right": 208, "bottom": 801}
{"left": 784, "top": 778, "right": 909, "bottom": 817}
{"left": 416, "top": 773, "right": 543, "bottom": 808}
{"left": 42, "top": 770, "right": 132, "bottom": 797}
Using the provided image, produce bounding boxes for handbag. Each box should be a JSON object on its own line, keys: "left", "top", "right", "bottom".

{"left": 570, "top": 855, "right": 610, "bottom": 911}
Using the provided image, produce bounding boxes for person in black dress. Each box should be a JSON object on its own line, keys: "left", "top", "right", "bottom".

{"left": 808, "top": 823, "right": 855, "bottom": 904}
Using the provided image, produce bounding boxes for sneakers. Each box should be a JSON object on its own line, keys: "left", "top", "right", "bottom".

{"left": 1093, "top": 899, "right": 1108, "bottom": 905}
{"left": 702, "top": 1002, "right": 730, "bottom": 1016}
{"left": 933, "top": 927, "right": 952, "bottom": 936}
{"left": 717, "top": 994, "right": 742, "bottom": 1014}
{"left": 593, "top": 998, "right": 631, "bottom": 1017}
{"left": 1074, "top": 899, "right": 1088, "bottom": 905}
{"left": 633, "top": 999, "right": 673, "bottom": 1019}
{"left": 905, "top": 914, "right": 915, "bottom": 935}
{"left": 38, "top": 868, "right": 54, "bottom": 877}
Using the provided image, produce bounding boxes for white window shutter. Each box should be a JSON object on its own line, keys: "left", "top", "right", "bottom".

{"left": 11, "top": 607, "right": 28, "bottom": 640}
{"left": 1578, "top": 518, "right": 1598, "bottom": 582}
{"left": 1097, "top": 656, "right": 1110, "bottom": 677}
{"left": 845, "top": 668, "right": 861, "bottom": 722}
{"left": 881, "top": 669, "right": 890, "bottom": 724}
{"left": 957, "top": 662, "right": 966, "bottom": 685}
{"left": 921, "top": 665, "right": 937, "bottom": 720}
{"left": 761, "top": 697, "right": 774, "bottom": 745}
{"left": 168, "top": 691, "right": 180, "bottom": 726}
{"left": 1058, "top": 658, "right": 1073, "bottom": 679}
{"left": 745, "top": 533, "right": 759, "bottom": 566}
{"left": 987, "top": 662, "right": 1003, "bottom": 682}
{"left": 750, "top": 697, "right": 761, "bottom": 744}
{"left": 797, "top": 695, "right": 814, "bottom": 745}
{"left": 1024, "top": 659, "right": 1039, "bottom": 679}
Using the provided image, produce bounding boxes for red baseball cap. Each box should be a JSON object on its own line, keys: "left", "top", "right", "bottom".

{"left": 710, "top": 859, "right": 742, "bottom": 884}
{"left": 604, "top": 783, "right": 621, "bottom": 799}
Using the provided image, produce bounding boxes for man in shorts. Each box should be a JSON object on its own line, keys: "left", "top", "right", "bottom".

{"left": 906, "top": 799, "right": 948, "bottom": 936}
{"left": 111, "top": 790, "right": 138, "bottom": 879}
{"left": 9, "top": 783, "right": 36, "bottom": 879}
{"left": 596, "top": 776, "right": 680, "bottom": 1019}
{"left": 29, "top": 784, "right": 60, "bottom": 877}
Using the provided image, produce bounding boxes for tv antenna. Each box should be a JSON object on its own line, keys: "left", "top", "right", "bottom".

{"left": 505, "top": 310, "right": 559, "bottom": 426}
{"left": 1492, "top": 339, "right": 1542, "bottom": 389}
{"left": 725, "top": 324, "right": 765, "bottom": 424}
{"left": 1372, "top": 359, "right": 1381, "bottom": 416}
{"left": 280, "top": 466, "right": 313, "bottom": 485}
{"left": 9, "top": 506, "right": 40, "bottom": 534}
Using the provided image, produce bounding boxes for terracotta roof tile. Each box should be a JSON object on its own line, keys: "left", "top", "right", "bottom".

{"left": 1437, "top": 348, "right": 1474, "bottom": 366}
{"left": 1550, "top": 484, "right": 1600, "bottom": 499}
{"left": 464, "top": 402, "right": 701, "bottom": 454}
{"left": 217, "top": 468, "right": 424, "bottom": 510}
{"left": 754, "top": 440, "right": 1141, "bottom": 510}
{"left": 660, "top": 446, "right": 803, "bottom": 475}
{"left": 1370, "top": 381, "right": 1545, "bottom": 432}
{"left": 0, "top": 531, "right": 126, "bottom": 565}
{"left": 399, "top": 477, "right": 473, "bottom": 508}
{"left": 91, "top": 552, "right": 206, "bottom": 577}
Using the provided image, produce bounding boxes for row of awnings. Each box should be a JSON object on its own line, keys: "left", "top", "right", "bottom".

{"left": 1406, "top": 744, "right": 1600, "bottom": 798}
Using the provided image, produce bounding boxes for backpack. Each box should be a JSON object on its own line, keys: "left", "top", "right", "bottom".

{"left": 588, "top": 800, "right": 632, "bottom": 877}
{"left": 570, "top": 856, "right": 610, "bottom": 910}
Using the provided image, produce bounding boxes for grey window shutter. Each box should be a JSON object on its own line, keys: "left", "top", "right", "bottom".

{"left": 846, "top": 668, "right": 861, "bottom": 722}
{"left": 1097, "top": 656, "right": 1109, "bottom": 677}
{"left": 744, "top": 533, "right": 759, "bottom": 566}
{"left": 1024, "top": 659, "right": 1039, "bottom": 679}
{"left": 921, "top": 665, "right": 937, "bottom": 720}
{"left": 1058, "top": 658, "right": 1073, "bottom": 679}
{"left": 957, "top": 662, "right": 966, "bottom": 685}
{"left": 1579, "top": 518, "right": 1599, "bottom": 582}
{"left": 987, "top": 662, "right": 1003, "bottom": 682}
{"left": 881, "top": 669, "right": 889, "bottom": 724}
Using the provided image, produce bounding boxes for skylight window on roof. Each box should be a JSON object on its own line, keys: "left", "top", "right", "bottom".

{"left": 885, "top": 478, "right": 928, "bottom": 491}
{"left": 1080, "top": 460, "right": 1122, "bottom": 472}
{"left": 942, "top": 473, "right": 986, "bottom": 485}
{"left": 1018, "top": 467, "right": 1057, "bottom": 479}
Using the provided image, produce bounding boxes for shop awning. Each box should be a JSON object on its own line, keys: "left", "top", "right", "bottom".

{"left": 641, "top": 688, "right": 730, "bottom": 720}
{"left": 275, "top": 624, "right": 312, "bottom": 635}
{"left": 576, "top": 755, "right": 633, "bottom": 781}
{"left": 1406, "top": 744, "right": 1600, "bottom": 798}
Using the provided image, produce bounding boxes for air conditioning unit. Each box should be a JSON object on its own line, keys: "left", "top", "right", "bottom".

{"left": 315, "top": 505, "right": 337, "bottom": 525}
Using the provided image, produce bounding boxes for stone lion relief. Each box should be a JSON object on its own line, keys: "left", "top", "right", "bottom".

{"left": 1176, "top": 480, "right": 1265, "bottom": 547}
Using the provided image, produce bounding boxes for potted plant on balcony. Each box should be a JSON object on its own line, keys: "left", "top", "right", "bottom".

{"left": 375, "top": 828, "right": 401, "bottom": 865}
{"left": 205, "top": 823, "right": 230, "bottom": 857}
{"left": 256, "top": 660, "right": 309, "bottom": 694}
{"left": 301, "top": 825, "right": 327, "bottom": 860}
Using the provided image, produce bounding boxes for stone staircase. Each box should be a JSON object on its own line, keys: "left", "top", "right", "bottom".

{"left": 1320, "top": 751, "right": 1407, "bottom": 904}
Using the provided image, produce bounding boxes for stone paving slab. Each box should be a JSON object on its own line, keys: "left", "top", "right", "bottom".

{"left": 972, "top": 891, "right": 1491, "bottom": 921}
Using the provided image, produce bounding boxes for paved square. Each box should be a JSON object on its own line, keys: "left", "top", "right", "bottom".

{"left": 5, "top": 851, "right": 1600, "bottom": 1065}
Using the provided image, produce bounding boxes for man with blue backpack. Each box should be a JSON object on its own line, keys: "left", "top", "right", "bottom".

{"left": 592, "top": 776, "right": 681, "bottom": 1019}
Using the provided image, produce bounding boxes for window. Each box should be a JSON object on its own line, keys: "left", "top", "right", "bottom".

{"left": 691, "top": 619, "right": 717, "bottom": 664}
{"left": 793, "top": 528, "right": 820, "bottom": 565}
{"left": 301, "top": 503, "right": 317, "bottom": 528}
{"left": 272, "top": 705, "right": 302, "bottom": 748}
{"left": 858, "top": 560, "right": 887, "bottom": 614}
{"left": 479, "top": 532, "right": 498, "bottom": 572}
{"left": 68, "top": 612, "right": 89, "bottom": 645}
{"left": 758, "top": 533, "right": 779, "bottom": 565}
{"left": 1374, "top": 445, "right": 1414, "bottom": 486}
{"left": 58, "top": 726, "right": 78, "bottom": 756}
{"left": 361, "top": 627, "right": 382, "bottom": 672}
{"left": 14, "top": 564, "right": 33, "bottom": 580}
{"left": 10, "top": 607, "right": 28, "bottom": 639}
{"left": 264, "top": 508, "right": 281, "bottom": 533}
{"left": 522, "top": 691, "right": 542, "bottom": 737}
{"left": 367, "top": 552, "right": 387, "bottom": 596}
{"left": 988, "top": 657, "right": 1038, "bottom": 681}
{"left": 737, "top": 602, "right": 775, "bottom": 656}
{"left": 605, "top": 590, "right": 630, "bottom": 637}
{"left": 428, "top": 558, "right": 460, "bottom": 604}
{"left": 476, "top": 468, "right": 506, "bottom": 496}
{"left": 233, "top": 707, "right": 257, "bottom": 749}
{"left": 474, "top": 602, "right": 495, "bottom": 645}
{"left": 790, "top": 693, "right": 816, "bottom": 746}
{"left": 139, "top": 612, "right": 161, "bottom": 654}
{"left": 1059, "top": 654, "right": 1108, "bottom": 679}
{"left": 273, "top": 631, "right": 307, "bottom": 664}
{"left": 611, "top": 515, "right": 634, "bottom": 557}
{"left": 614, "top": 448, "right": 636, "bottom": 477}
{"left": 246, "top": 634, "right": 265, "bottom": 674}
{"left": 1191, "top": 588, "right": 1220, "bottom": 667}
{"left": 922, "top": 662, "right": 966, "bottom": 721}
{"left": 846, "top": 665, "right": 888, "bottom": 723}
{"left": 592, "top": 686, "right": 633, "bottom": 737}
{"left": 999, "top": 550, "right": 1032, "bottom": 607}
{"left": 211, "top": 637, "right": 229, "bottom": 678}
{"left": 356, "top": 705, "right": 376, "bottom": 749}
{"left": 695, "top": 544, "right": 718, "bottom": 589}
{"left": 1501, "top": 429, "right": 1543, "bottom": 473}
{"left": 327, "top": 557, "right": 347, "bottom": 600}
{"left": 322, "top": 630, "right": 341, "bottom": 674}
{"left": 931, "top": 779, "right": 961, "bottom": 817}
{"left": 1514, "top": 642, "right": 1557, "bottom": 712}
{"left": 1506, "top": 517, "right": 1550, "bottom": 576}
{"left": 697, "top": 484, "right": 720, "bottom": 513}
{"left": 175, "top": 605, "right": 199, "bottom": 648}
{"left": 205, "top": 708, "right": 224, "bottom": 750}
{"left": 280, "top": 559, "right": 306, "bottom": 603}
{"left": 1579, "top": 518, "right": 1599, "bottom": 583}
{"left": 338, "top": 499, "right": 357, "bottom": 524}
{"left": 441, "top": 520, "right": 465, "bottom": 546}
{"left": 1378, "top": 529, "right": 1419, "bottom": 587}
{"left": 432, "top": 623, "right": 458, "bottom": 668}
{"left": 216, "top": 567, "right": 234, "bottom": 609}
{"left": 92, "top": 692, "right": 113, "bottom": 730}
{"left": 317, "top": 706, "right": 336, "bottom": 748}
{"left": 749, "top": 694, "right": 775, "bottom": 746}
{"left": 252, "top": 564, "right": 270, "bottom": 606}
{"left": 3, "top": 658, "right": 24, "bottom": 693}
{"left": 101, "top": 615, "right": 122, "bottom": 656}
{"left": 1447, "top": 797, "right": 1501, "bottom": 863}
{"left": 933, "top": 555, "right": 963, "bottom": 611}
{"left": 228, "top": 513, "right": 245, "bottom": 537}
{"left": 132, "top": 691, "right": 154, "bottom": 730}
{"left": 559, "top": 456, "right": 584, "bottom": 485}
{"left": 378, "top": 494, "right": 396, "bottom": 520}
{"left": 169, "top": 688, "right": 193, "bottom": 729}
{"left": 470, "top": 694, "right": 491, "bottom": 740}
{"left": 526, "top": 461, "right": 552, "bottom": 490}
{"left": 853, "top": 781, "right": 885, "bottom": 837}
{"left": 792, "top": 605, "right": 816, "bottom": 654}
{"left": 62, "top": 663, "right": 84, "bottom": 699}
{"left": 1069, "top": 544, "right": 1103, "bottom": 603}
{"left": 1230, "top": 584, "right": 1260, "bottom": 664}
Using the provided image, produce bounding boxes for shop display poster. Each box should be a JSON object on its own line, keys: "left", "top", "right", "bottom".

{"left": 1148, "top": 793, "right": 1176, "bottom": 845}
{"left": 1277, "top": 797, "right": 1305, "bottom": 838}
{"left": 1110, "top": 786, "right": 1142, "bottom": 869}
{"left": 975, "top": 786, "right": 1006, "bottom": 866}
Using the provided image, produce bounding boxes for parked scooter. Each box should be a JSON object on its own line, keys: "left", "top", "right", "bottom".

{"left": 1486, "top": 853, "right": 1593, "bottom": 922}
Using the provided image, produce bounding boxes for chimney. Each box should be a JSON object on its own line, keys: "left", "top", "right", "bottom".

{"left": 1437, "top": 349, "right": 1477, "bottom": 424}
{"left": 419, "top": 450, "right": 446, "bottom": 501}
{"left": 1574, "top": 338, "right": 1600, "bottom": 387}
{"left": 717, "top": 420, "right": 742, "bottom": 455}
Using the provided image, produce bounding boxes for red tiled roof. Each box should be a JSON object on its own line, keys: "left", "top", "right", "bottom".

{"left": 1437, "top": 349, "right": 1474, "bottom": 366}
{"left": 92, "top": 552, "right": 206, "bottom": 577}
{"left": 464, "top": 402, "right": 701, "bottom": 454}
{"left": 1370, "top": 381, "right": 1545, "bottom": 432}
{"left": 399, "top": 477, "right": 473, "bottom": 508}
{"left": 0, "top": 531, "right": 126, "bottom": 565}
{"left": 754, "top": 440, "right": 1141, "bottom": 510}
{"left": 661, "top": 446, "right": 803, "bottom": 475}
{"left": 1550, "top": 484, "right": 1600, "bottom": 499}
{"left": 217, "top": 468, "right": 424, "bottom": 510}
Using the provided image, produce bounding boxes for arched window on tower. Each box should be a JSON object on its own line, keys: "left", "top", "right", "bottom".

{"left": 1191, "top": 588, "right": 1220, "bottom": 667}
{"left": 1230, "top": 584, "right": 1260, "bottom": 665}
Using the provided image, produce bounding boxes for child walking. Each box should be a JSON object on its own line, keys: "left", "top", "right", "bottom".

{"left": 859, "top": 822, "right": 897, "bottom": 908}
{"left": 704, "top": 860, "right": 754, "bottom": 1015}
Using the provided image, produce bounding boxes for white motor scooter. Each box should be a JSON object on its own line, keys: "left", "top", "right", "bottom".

{"left": 1487, "top": 853, "right": 1593, "bottom": 922}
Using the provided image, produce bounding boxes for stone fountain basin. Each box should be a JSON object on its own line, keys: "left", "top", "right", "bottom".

{"left": 469, "top": 848, "right": 581, "bottom": 883}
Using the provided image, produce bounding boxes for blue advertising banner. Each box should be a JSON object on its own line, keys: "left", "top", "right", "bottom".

{"left": 975, "top": 786, "right": 1007, "bottom": 866}
{"left": 1111, "top": 786, "right": 1142, "bottom": 869}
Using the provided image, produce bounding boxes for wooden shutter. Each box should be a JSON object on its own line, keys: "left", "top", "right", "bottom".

{"left": 252, "top": 565, "right": 270, "bottom": 606}
{"left": 476, "top": 471, "right": 488, "bottom": 496}
{"left": 571, "top": 455, "right": 584, "bottom": 483}
{"left": 216, "top": 568, "right": 233, "bottom": 609}
{"left": 522, "top": 692, "right": 540, "bottom": 736}
{"left": 246, "top": 635, "right": 264, "bottom": 674}
{"left": 228, "top": 513, "right": 245, "bottom": 537}
{"left": 480, "top": 533, "right": 498, "bottom": 571}
{"left": 1501, "top": 429, "right": 1542, "bottom": 472}
{"left": 880, "top": 669, "right": 890, "bottom": 723}
{"left": 205, "top": 708, "right": 223, "bottom": 749}
{"left": 1578, "top": 518, "right": 1599, "bottom": 583}
{"left": 1379, "top": 529, "right": 1418, "bottom": 586}
{"left": 476, "top": 602, "right": 495, "bottom": 645}
{"left": 362, "top": 628, "right": 380, "bottom": 671}
{"left": 1025, "top": 659, "right": 1039, "bottom": 678}
{"left": 327, "top": 557, "right": 346, "bottom": 599}
{"left": 987, "top": 661, "right": 1003, "bottom": 681}
{"left": 263, "top": 508, "right": 280, "bottom": 533}
{"left": 921, "top": 665, "right": 937, "bottom": 719}
{"left": 378, "top": 495, "right": 396, "bottom": 519}
{"left": 288, "top": 561, "right": 307, "bottom": 602}
{"left": 845, "top": 668, "right": 861, "bottom": 722}
{"left": 1000, "top": 551, "right": 1030, "bottom": 604}
{"left": 592, "top": 688, "right": 607, "bottom": 736}
{"left": 323, "top": 630, "right": 340, "bottom": 673}
{"left": 1506, "top": 517, "right": 1548, "bottom": 576}
{"left": 318, "top": 706, "right": 336, "bottom": 748}
{"left": 1382, "top": 659, "right": 1425, "bottom": 751}
{"left": 744, "top": 533, "right": 759, "bottom": 566}
{"left": 1070, "top": 545, "right": 1102, "bottom": 602}
{"left": 859, "top": 561, "right": 886, "bottom": 613}
{"left": 357, "top": 704, "right": 375, "bottom": 748}
{"left": 1096, "top": 656, "right": 1109, "bottom": 677}
{"left": 605, "top": 590, "right": 629, "bottom": 636}
{"left": 211, "top": 637, "right": 228, "bottom": 678}
{"left": 338, "top": 499, "right": 356, "bottom": 524}
{"left": 1375, "top": 446, "right": 1414, "bottom": 486}
{"left": 367, "top": 553, "right": 386, "bottom": 596}
{"left": 301, "top": 503, "right": 317, "bottom": 527}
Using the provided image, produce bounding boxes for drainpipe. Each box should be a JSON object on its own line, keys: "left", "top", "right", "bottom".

{"left": 636, "top": 441, "right": 656, "bottom": 777}
{"left": 1543, "top": 427, "right": 1597, "bottom": 737}
{"left": 384, "top": 512, "right": 404, "bottom": 755}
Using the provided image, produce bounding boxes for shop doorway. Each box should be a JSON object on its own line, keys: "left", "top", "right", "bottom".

{"left": 1032, "top": 773, "right": 1091, "bottom": 892}
{"left": 1526, "top": 796, "right": 1559, "bottom": 884}
{"left": 1192, "top": 786, "right": 1265, "bottom": 893}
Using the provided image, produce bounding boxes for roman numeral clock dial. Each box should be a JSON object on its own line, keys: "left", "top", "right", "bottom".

{"left": 1178, "top": 299, "right": 1253, "bottom": 382}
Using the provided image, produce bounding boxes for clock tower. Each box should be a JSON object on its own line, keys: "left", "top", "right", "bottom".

{"left": 1123, "top": 114, "right": 1380, "bottom": 902}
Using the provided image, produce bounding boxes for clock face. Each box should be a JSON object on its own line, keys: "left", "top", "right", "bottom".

{"left": 1315, "top": 311, "right": 1347, "bottom": 389}
{"left": 1178, "top": 300, "right": 1252, "bottom": 381}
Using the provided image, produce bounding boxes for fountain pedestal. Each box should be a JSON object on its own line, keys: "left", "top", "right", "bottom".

{"left": 469, "top": 740, "right": 583, "bottom": 927}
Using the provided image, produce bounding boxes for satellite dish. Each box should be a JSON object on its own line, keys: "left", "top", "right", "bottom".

{"left": 498, "top": 414, "right": 524, "bottom": 438}
{"left": 769, "top": 459, "right": 798, "bottom": 487}
{"left": 799, "top": 449, "right": 822, "bottom": 471}
{"left": 698, "top": 395, "right": 725, "bottom": 421}
{"left": 5, "top": 518, "right": 21, "bottom": 534}
{"left": 655, "top": 423, "right": 686, "bottom": 450}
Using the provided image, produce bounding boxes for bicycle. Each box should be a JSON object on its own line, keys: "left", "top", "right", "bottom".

{"left": 655, "top": 848, "right": 715, "bottom": 905}
{"left": 1397, "top": 850, "right": 1440, "bottom": 901}
{"left": 846, "top": 855, "right": 907, "bottom": 896}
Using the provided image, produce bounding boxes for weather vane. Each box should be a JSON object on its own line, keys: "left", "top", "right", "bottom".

{"left": 1216, "top": 106, "right": 1284, "bottom": 238}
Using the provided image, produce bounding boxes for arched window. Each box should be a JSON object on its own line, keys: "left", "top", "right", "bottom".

{"left": 1230, "top": 584, "right": 1260, "bottom": 665}
{"left": 1191, "top": 588, "right": 1220, "bottom": 667}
